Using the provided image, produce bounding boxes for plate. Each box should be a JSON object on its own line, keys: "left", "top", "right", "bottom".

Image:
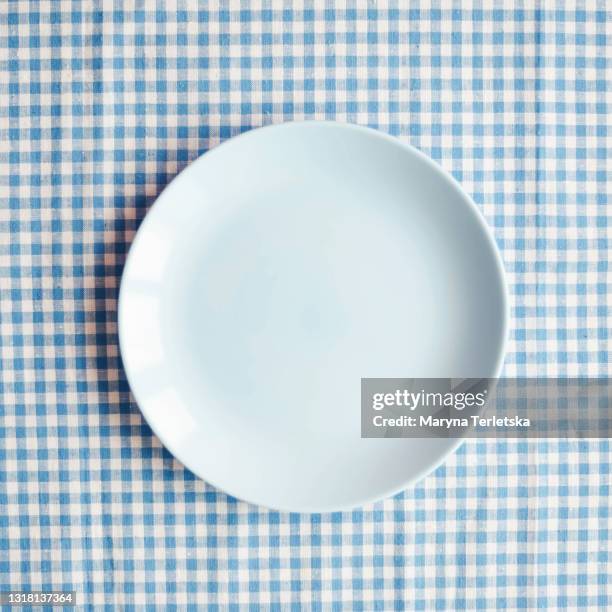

{"left": 118, "top": 122, "right": 508, "bottom": 512}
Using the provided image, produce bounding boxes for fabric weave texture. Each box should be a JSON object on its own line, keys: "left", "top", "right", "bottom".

{"left": 0, "top": 2, "right": 610, "bottom": 609}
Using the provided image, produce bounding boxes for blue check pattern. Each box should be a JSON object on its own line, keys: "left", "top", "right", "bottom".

{"left": 1, "top": 2, "right": 610, "bottom": 609}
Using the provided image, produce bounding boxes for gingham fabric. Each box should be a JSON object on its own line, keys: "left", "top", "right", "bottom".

{"left": 1, "top": 1, "right": 610, "bottom": 609}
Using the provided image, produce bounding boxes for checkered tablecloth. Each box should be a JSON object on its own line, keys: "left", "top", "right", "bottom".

{"left": 1, "top": 1, "right": 610, "bottom": 609}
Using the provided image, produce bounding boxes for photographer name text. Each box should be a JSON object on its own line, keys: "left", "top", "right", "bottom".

{"left": 372, "top": 415, "right": 531, "bottom": 429}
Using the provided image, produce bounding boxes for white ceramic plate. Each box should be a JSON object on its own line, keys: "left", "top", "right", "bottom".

{"left": 119, "top": 122, "right": 508, "bottom": 512}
